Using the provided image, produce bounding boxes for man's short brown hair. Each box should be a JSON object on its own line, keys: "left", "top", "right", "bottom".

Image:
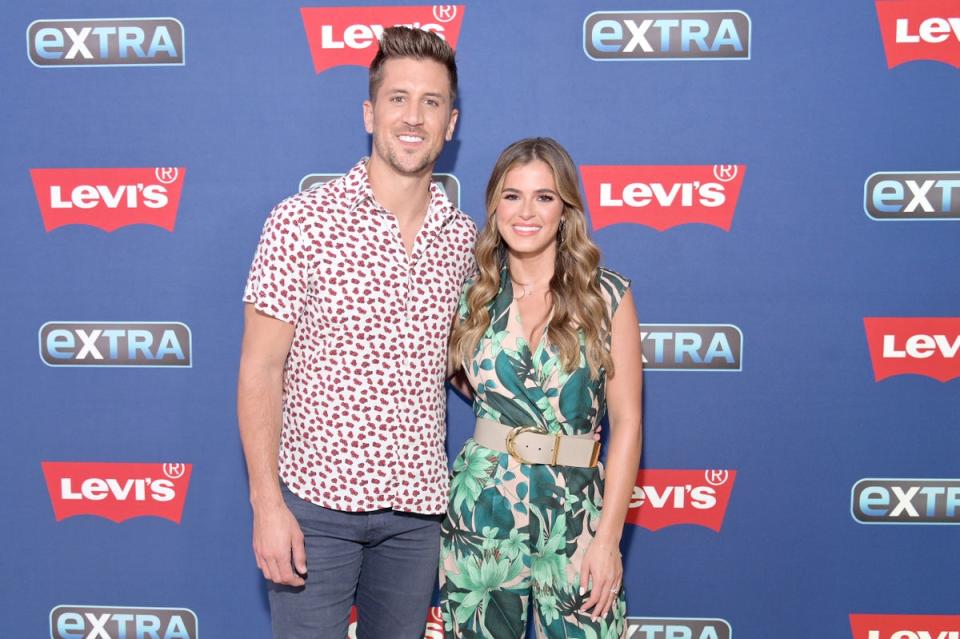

{"left": 368, "top": 26, "right": 458, "bottom": 104}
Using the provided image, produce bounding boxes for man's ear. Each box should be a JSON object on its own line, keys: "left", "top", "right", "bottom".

{"left": 445, "top": 108, "right": 459, "bottom": 142}
{"left": 363, "top": 100, "right": 374, "bottom": 135}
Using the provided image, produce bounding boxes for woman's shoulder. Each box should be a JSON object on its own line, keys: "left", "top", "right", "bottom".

{"left": 597, "top": 267, "right": 630, "bottom": 292}
{"left": 596, "top": 267, "right": 631, "bottom": 315}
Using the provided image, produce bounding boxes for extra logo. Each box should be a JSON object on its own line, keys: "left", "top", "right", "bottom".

{"left": 347, "top": 606, "right": 442, "bottom": 638}
{"left": 626, "top": 617, "right": 732, "bottom": 639}
{"left": 875, "top": 0, "right": 960, "bottom": 69}
{"left": 851, "top": 478, "right": 960, "bottom": 525}
{"left": 42, "top": 462, "right": 192, "bottom": 524}
{"left": 641, "top": 324, "right": 742, "bottom": 371}
{"left": 625, "top": 469, "right": 736, "bottom": 532}
{"left": 864, "top": 317, "right": 960, "bottom": 382}
{"left": 850, "top": 614, "right": 960, "bottom": 639}
{"left": 30, "top": 167, "right": 186, "bottom": 232}
{"left": 300, "top": 172, "right": 460, "bottom": 207}
{"left": 39, "top": 322, "right": 192, "bottom": 367}
{"left": 301, "top": 5, "right": 465, "bottom": 74}
{"left": 584, "top": 10, "right": 750, "bottom": 61}
{"left": 27, "top": 18, "right": 184, "bottom": 67}
{"left": 865, "top": 172, "right": 960, "bottom": 221}
{"left": 580, "top": 165, "right": 746, "bottom": 231}
{"left": 50, "top": 605, "right": 197, "bottom": 639}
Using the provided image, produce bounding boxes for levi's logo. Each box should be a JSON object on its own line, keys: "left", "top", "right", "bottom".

{"left": 42, "top": 462, "right": 192, "bottom": 524}
{"left": 347, "top": 605, "right": 442, "bottom": 638}
{"left": 850, "top": 613, "right": 960, "bottom": 639}
{"left": 580, "top": 165, "right": 745, "bottom": 231}
{"left": 876, "top": 0, "right": 960, "bottom": 69}
{"left": 864, "top": 317, "right": 960, "bottom": 382}
{"left": 301, "top": 5, "right": 465, "bottom": 74}
{"left": 625, "top": 469, "right": 736, "bottom": 532}
{"left": 30, "top": 167, "right": 186, "bottom": 232}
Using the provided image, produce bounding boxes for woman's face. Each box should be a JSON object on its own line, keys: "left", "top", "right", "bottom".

{"left": 495, "top": 160, "right": 564, "bottom": 260}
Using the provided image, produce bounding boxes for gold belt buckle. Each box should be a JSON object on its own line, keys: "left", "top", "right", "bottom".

{"left": 505, "top": 425, "right": 550, "bottom": 464}
{"left": 589, "top": 441, "right": 601, "bottom": 467}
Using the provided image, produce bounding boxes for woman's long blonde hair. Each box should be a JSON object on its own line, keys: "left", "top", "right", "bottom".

{"left": 450, "top": 137, "right": 614, "bottom": 378}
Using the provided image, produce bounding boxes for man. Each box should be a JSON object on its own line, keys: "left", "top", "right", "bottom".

{"left": 238, "top": 27, "right": 475, "bottom": 639}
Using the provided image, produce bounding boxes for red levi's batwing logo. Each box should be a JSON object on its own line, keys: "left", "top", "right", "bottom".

{"left": 579, "top": 165, "right": 746, "bottom": 231}
{"left": 30, "top": 167, "right": 186, "bottom": 232}
{"left": 301, "top": 5, "right": 465, "bottom": 74}
{"left": 864, "top": 317, "right": 960, "bottom": 382}
{"left": 850, "top": 613, "right": 960, "bottom": 639}
{"left": 42, "top": 462, "right": 192, "bottom": 523}
{"left": 876, "top": 0, "right": 960, "bottom": 69}
{"left": 624, "top": 469, "right": 736, "bottom": 532}
{"left": 347, "top": 606, "right": 442, "bottom": 638}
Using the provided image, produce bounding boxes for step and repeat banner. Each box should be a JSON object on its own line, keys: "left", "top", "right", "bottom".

{"left": 2, "top": 1, "right": 958, "bottom": 638}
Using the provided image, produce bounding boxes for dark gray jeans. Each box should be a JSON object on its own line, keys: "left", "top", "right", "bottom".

{"left": 268, "top": 482, "right": 441, "bottom": 639}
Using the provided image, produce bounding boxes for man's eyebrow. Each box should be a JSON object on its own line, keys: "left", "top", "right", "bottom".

{"left": 385, "top": 88, "right": 447, "bottom": 100}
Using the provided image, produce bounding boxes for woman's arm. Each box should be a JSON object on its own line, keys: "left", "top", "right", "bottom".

{"left": 579, "top": 288, "right": 643, "bottom": 620}
{"left": 446, "top": 311, "right": 474, "bottom": 399}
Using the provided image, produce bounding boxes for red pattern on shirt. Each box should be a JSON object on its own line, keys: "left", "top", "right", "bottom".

{"left": 244, "top": 159, "right": 476, "bottom": 513}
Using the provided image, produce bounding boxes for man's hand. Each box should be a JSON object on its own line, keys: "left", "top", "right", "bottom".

{"left": 252, "top": 501, "right": 307, "bottom": 586}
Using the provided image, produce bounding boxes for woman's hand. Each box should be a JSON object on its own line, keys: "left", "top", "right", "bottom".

{"left": 578, "top": 539, "right": 623, "bottom": 621}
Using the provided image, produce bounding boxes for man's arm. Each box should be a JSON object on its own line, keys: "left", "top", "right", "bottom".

{"left": 237, "top": 303, "right": 306, "bottom": 586}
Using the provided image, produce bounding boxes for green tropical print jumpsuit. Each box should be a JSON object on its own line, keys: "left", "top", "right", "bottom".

{"left": 440, "top": 267, "right": 631, "bottom": 639}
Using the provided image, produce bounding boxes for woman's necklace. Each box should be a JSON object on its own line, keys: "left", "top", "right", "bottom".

{"left": 511, "top": 279, "right": 530, "bottom": 300}
{"left": 511, "top": 279, "right": 548, "bottom": 300}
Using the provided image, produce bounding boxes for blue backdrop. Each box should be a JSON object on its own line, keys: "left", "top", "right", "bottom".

{"left": 2, "top": 1, "right": 958, "bottom": 637}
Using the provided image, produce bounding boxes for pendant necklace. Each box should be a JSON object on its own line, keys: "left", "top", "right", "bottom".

{"left": 511, "top": 280, "right": 531, "bottom": 300}
{"left": 511, "top": 279, "right": 549, "bottom": 300}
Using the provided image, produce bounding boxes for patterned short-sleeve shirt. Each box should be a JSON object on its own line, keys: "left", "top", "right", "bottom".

{"left": 243, "top": 159, "right": 476, "bottom": 514}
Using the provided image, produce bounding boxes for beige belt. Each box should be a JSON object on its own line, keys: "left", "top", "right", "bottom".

{"left": 472, "top": 417, "right": 601, "bottom": 468}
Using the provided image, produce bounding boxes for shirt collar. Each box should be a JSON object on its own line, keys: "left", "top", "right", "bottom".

{"left": 345, "top": 157, "right": 458, "bottom": 224}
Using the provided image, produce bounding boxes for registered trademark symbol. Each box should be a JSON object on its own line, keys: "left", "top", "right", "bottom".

{"left": 713, "top": 165, "right": 738, "bottom": 182}
{"left": 164, "top": 463, "right": 186, "bottom": 479}
{"left": 155, "top": 167, "right": 179, "bottom": 184}
{"left": 433, "top": 5, "right": 457, "bottom": 22}
{"left": 705, "top": 469, "right": 728, "bottom": 486}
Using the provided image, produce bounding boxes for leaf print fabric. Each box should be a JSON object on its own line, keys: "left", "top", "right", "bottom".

{"left": 440, "top": 268, "right": 630, "bottom": 639}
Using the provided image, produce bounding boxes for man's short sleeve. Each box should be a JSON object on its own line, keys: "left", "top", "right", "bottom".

{"left": 242, "top": 198, "right": 311, "bottom": 325}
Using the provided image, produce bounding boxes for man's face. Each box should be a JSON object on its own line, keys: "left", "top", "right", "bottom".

{"left": 363, "top": 57, "right": 458, "bottom": 178}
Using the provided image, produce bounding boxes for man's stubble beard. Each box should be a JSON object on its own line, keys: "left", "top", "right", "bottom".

{"left": 373, "top": 135, "right": 441, "bottom": 178}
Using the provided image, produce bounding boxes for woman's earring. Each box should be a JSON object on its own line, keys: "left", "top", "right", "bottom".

{"left": 558, "top": 217, "right": 567, "bottom": 246}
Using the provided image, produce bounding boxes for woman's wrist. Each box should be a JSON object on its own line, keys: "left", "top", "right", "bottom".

{"left": 590, "top": 533, "right": 622, "bottom": 550}
{"left": 593, "top": 521, "right": 623, "bottom": 547}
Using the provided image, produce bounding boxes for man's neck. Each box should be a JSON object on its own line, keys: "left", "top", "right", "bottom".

{"left": 366, "top": 155, "right": 434, "bottom": 222}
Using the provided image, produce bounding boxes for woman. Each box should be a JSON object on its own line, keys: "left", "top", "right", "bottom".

{"left": 440, "top": 138, "right": 643, "bottom": 639}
